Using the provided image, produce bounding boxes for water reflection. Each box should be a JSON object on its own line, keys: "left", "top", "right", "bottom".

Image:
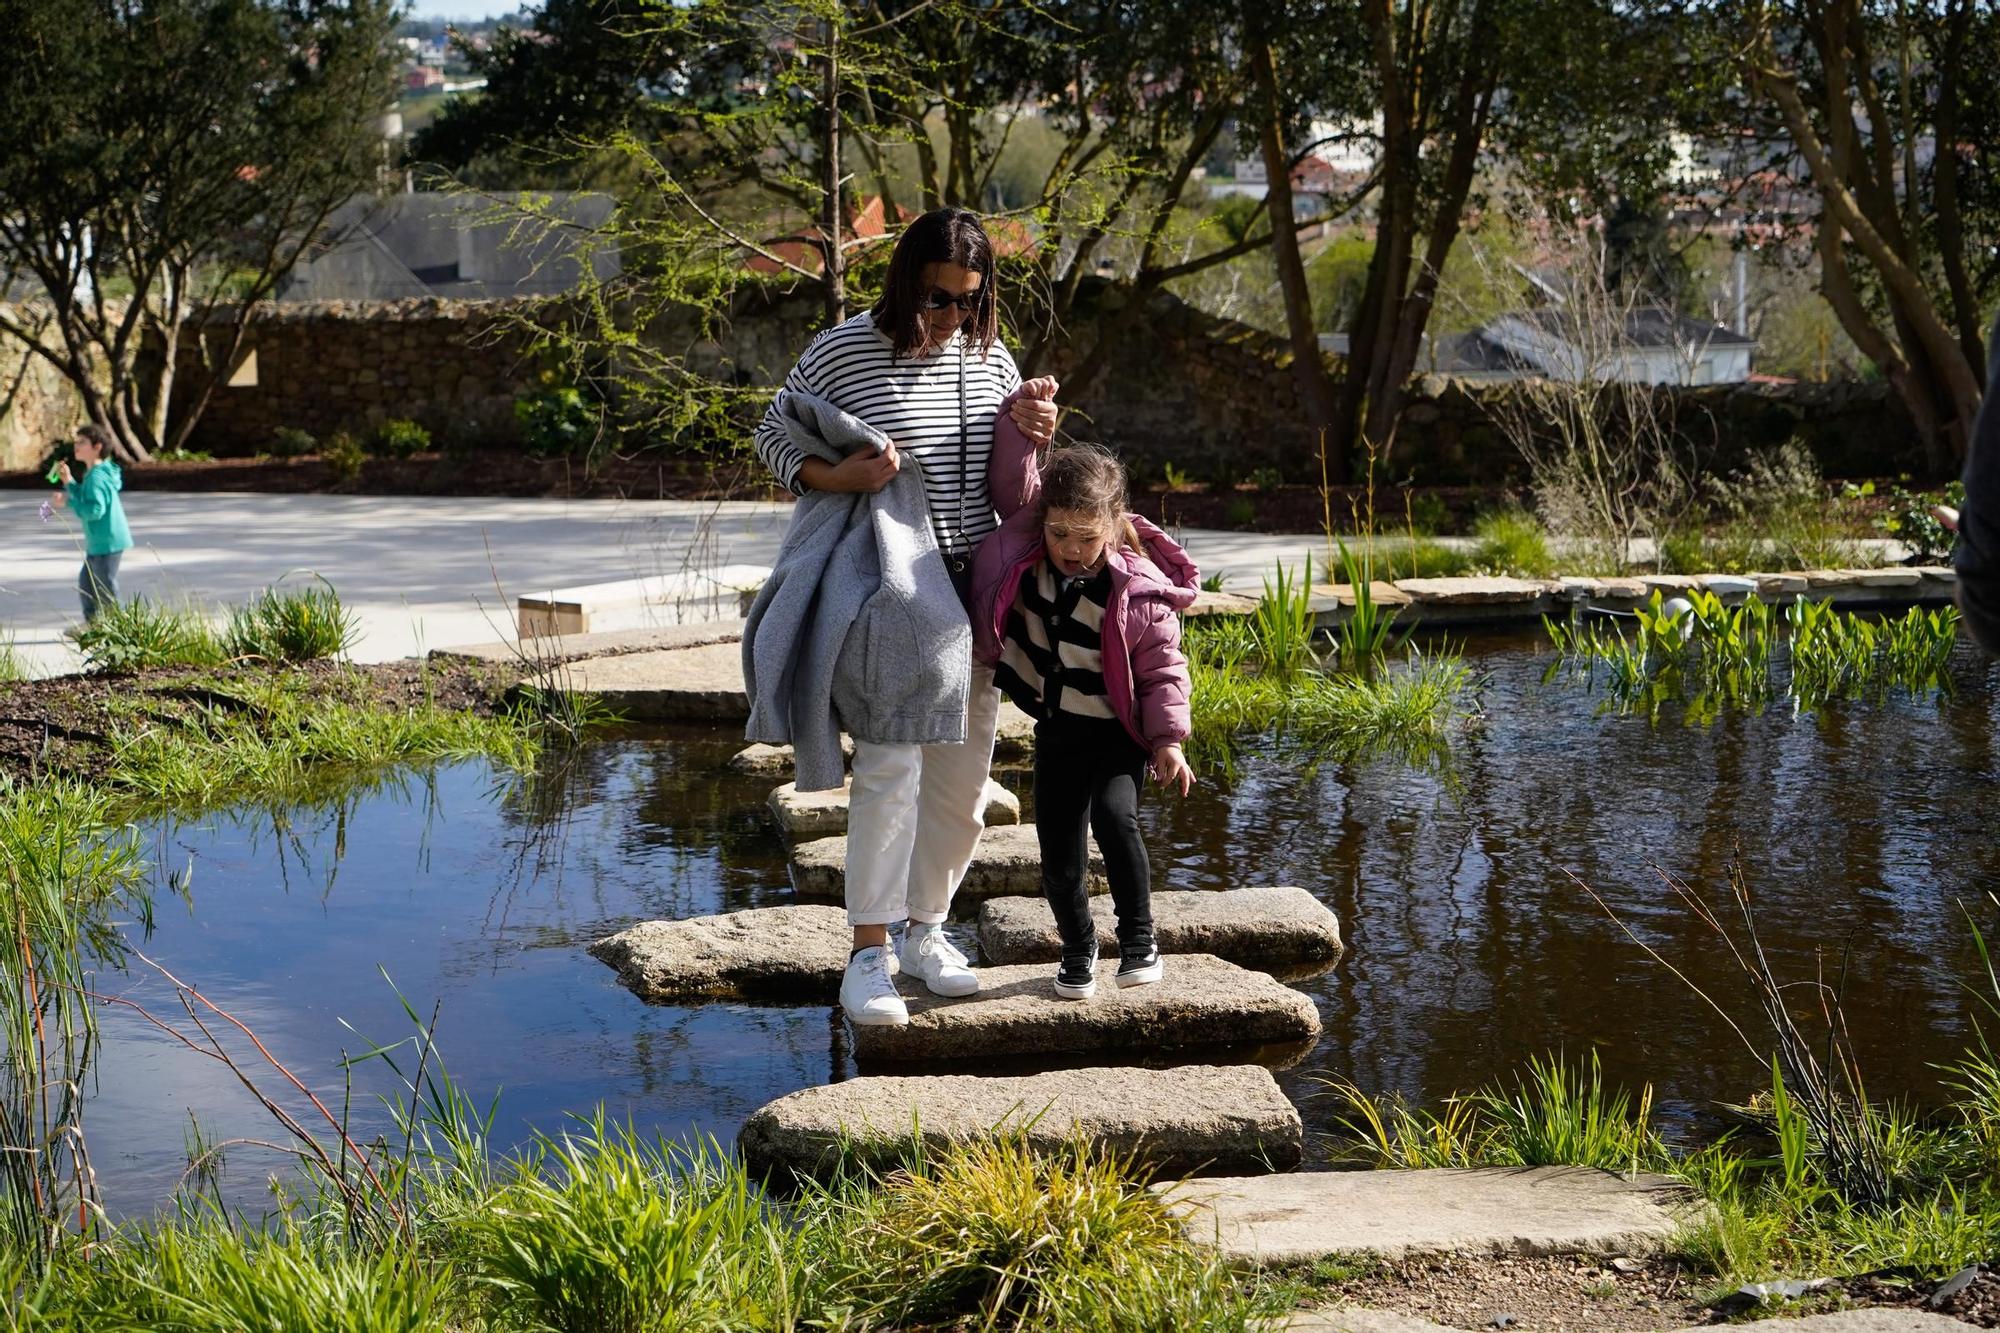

{"left": 81, "top": 630, "right": 2000, "bottom": 1215}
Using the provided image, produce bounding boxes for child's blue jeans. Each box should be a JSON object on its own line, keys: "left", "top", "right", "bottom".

{"left": 79, "top": 551, "right": 122, "bottom": 622}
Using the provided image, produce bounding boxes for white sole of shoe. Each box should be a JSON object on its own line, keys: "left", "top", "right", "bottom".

{"left": 1115, "top": 961, "right": 1164, "bottom": 987}
{"left": 919, "top": 974, "right": 979, "bottom": 998}
{"left": 1053, "top": 977, "right": 1097, "bottom": 1000}
{"left": 843, "top": 1005, "right": 910, "bottom": 1027}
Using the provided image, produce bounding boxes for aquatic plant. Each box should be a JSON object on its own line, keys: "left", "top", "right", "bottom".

{"left": 1250, "top": 556, "right": 1317, "bottom": 680}
{"left": 1331, "top": 539, "right": 1406, "bottom": 674}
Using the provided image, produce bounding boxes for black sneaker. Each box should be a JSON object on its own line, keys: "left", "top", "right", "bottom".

{"left": 1053, "top": 952, "right": 1097, "bottom": 1000}
{"left": 1116, "top": 942, "right": 1163, "bottom": 988}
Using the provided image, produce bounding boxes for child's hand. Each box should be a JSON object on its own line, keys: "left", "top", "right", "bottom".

{"left": 1010, "top": 378, "right": 1060, "bottom": 445}
{"left": 56, "top": 462, "right": 73, "bottom": 485}
{"left": 1152, "top": 744, "right": 1194, "bottom": 796}
{"left": 1018, "top": 376, "right": 1059, "bottom": 401}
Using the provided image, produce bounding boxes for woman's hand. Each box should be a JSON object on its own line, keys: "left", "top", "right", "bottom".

{"left": 1151, "top": 744, "right": 1194, "bottom": 797}
{"left": 800, "top": 442, "right": 901, "bottom": 494}
{"left": 1009, "top": 377, "right": 1060, "bottom": 446}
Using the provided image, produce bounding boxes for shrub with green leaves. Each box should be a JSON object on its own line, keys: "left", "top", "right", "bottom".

{"left": 74, "top": 599, "right": 224, "bottom": 674}
{"left": 515, "top": 387, "right": 599, "bottom": 457}
{"left": 322, "top": 431, "right": 367, "bottom": 485}
{"left": 371, "top": 419, "right": 431, "bottom": 459}
{"left": 267, "top": 426, "right": 317, "bottom": 459}
{"left": 223, "top": 580, "right": 357, "bottom": 664}
{"left": 1470, "top": 508, "right": 1556, "bottom": 578}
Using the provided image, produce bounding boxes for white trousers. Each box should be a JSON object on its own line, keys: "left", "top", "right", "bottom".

{"left": 844, "top": 666, "right": 1001, "bottom": 927}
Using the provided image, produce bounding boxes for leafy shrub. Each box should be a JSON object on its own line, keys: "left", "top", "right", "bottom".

{"left": 1223, "top": 494, "right": 1258, "bottom": 527}
{"left": 1403, "top": 491, "right": 1452, "bottom": 536}
{"left": 223, "top": 580, "right": 357, "bottom": 664}
{"left": 74, "top": 599, "right": 224, "bottom": 674}
{"left": 514, "top": 387, "right": 599, "bottom": 458}
{"left": 151, "top": 447, "right": 213, "bottom": 463}
{"left": 1470, "top": 508, "right": 1556, "bottom": 577}
{"left": 371, "top": 419, "right": 431, "bottom": 459}
{"left": 1246, "top": 465, "right": 1286, "bottom": 490}
{"left": 322, "top": 431, "right": 366, "bottom": 485}
{"left": 1871, "top": 478, "right": 1964, "bottom": 562}
{"left": 268, "top": 427, "right": 317, "bottom": 459}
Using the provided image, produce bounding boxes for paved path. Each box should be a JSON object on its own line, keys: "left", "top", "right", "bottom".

{"left": 1, "top": 491, "right": 1339, "bottom": 678}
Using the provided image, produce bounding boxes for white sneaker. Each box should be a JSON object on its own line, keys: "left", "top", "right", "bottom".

{"left": 899, "top": 926, "right": 980, "bottom": 998}
{"left": 840, "top": 946, "right": 908, "bottom": 1027}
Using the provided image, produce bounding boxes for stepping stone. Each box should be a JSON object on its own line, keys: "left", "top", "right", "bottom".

{"left": 1392, "top": 576, "right": 1558, "bottom": 607}
{"left": 1850, "top": 567, "right": 1923, "bottom": 587}
{"left": 729, "top": 704, "right": 1031, "bottom": 777}
{"left": 1286, "top": 1312, "right": 1461, "bottom": 1333}
{"left": 433, "top": 619, "right": 744, "bottom": 665}
{"left": 739, "top": 1064, "right": 1302, "bottom": 1183}
{"left": 847, "top": 954, "right": 1321, "bottom": 1063}
{"left": 977, "top": 888, "right": 1343, "bottom": 971}
{"left": 589, "top": 905, "right": 850, "bottom": 1000}
{"left": 1168, "top": 1167, "right": 1695, "bottom": 1266}
{"left": 769, "top": 778, "right": 1019, "bottom": 839}
{"left": 1185, "top": 589, "right": 1260, "bottom": 618}
{"left": 538, "top": 641, "right": 748, "bottom": 721}
{"left": 1755, "top": 572, "right": 1809, "bottom": 597}
{"left": 790, "top": 822, "right": 1105, "bottom": 904}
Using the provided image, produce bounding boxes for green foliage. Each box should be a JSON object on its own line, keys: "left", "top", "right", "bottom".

{"left": 222, "top": 579, "right": 358, "bottom": 665}
{"left": 1251, "top": 557, "right": 1317, "bottom": 680}
{"left": 1402, "top": 492, "right": 1452, "bottom": 537}
{"left": 1162, "top": 461, "right": 1193, "bottom": 491}
{"left": 1332, "top": 540, "right": 1405, "bottom": 672}
{"left": 1869, "top": 479, "right": 1965, "bottom": 562}
{"left": 453, "top": 1122, "right": 772, "bottom": 1332}
{"left": 1675, "top": 444, "right": 1869, "bottom": 574}
{"left": 322, "top": 432, "right": 367, "bottom": 486}
{"left": 370, "top": 420, "right": 431, "bottom": 460}
{"left": 268, "top": 427, "right": 317, "bottom": 459}
{"left": 74, "top": 599, "right": 225, "bottom": 674}
{"left": 1479, "top": 1050, "right": 1661, "bottom": 1174}
{"left": 1222, "top": 495, "right": 1258, "bottom": 527}
{"left": 514, "top": 387, "right": 601, "bottom": 458}
{"left": 1469, "top": 508, "right": 1556, "bottom": 578}
{"left": 0, "top": 632, "right": 24, "bottom": 683}
{"left": 150, "top": 447, "right": 213, "bottom": 464}
{"left": 1366, "top": 539, "right": 1475, "bottom": 581}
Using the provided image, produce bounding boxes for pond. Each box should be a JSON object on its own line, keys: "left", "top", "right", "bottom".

{"left": 90, "top": 628, "right": 2000, "bottom": 1220}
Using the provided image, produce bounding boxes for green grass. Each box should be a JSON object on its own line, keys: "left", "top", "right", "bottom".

{"left": 0, "top": 631, "right": 24, "bottom": 682}
{"left": 1468, "top": 508, "right": 1557, "bottom": 578}
{"left": 75, "top": 598, "right": 226, "bottom": 674}
{"left": 222, "top": 579, "right": 358, "bottom": 665}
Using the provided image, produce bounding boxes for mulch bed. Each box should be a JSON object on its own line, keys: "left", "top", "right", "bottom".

{"left": 1302, "top": 1253, "right": 1999, "bottom": 1329}
{"left": 0, "top": 658, "right": 520, "bottom": 788}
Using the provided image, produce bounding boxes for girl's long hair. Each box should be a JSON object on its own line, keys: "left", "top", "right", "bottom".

{"left": 871, "top": 207, "right": 999, "bottom": 360}
{"left": 1037, "top": 445, "right": 1145, "bottom": 559}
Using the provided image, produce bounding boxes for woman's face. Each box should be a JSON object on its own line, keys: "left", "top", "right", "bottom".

{"left": 918, "top": 262, "right": 982, "bottom": 349}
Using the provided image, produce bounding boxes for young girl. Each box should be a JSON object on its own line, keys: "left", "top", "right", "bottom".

{"left": 51, "top": 424, "right": 133, "bottom": 622}
{"left": 971, "top": 442, "right": 1198, "bottom": 999}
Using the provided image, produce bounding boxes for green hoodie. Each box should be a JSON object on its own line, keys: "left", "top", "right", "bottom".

{"left": 65, "top": 460, "right": 132, "bottom": 556}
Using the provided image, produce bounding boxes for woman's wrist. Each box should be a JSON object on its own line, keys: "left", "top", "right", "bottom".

{"left": 796, "top": 458, "right": 842, "bottom": 493}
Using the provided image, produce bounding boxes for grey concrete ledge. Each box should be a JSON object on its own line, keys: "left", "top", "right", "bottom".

{"left": 769, "top": 778, "right": 1020, "bottom": 839}
{"left": 536, "top": 640, "right": 749, "bottom": 721}
{"left": 977, "top": 887, "right": 1343, "bottom": 971}
{"left": 433, "top": 619, "right": 745, "bottom": 665}
{"left": 589, "top": 904, "right": 850, "bottom": 1000}
{"left": 847, "top": 953, "right": 1321, "bottom": 1063}
{"left": 739, "top": 1064, "right": 1302, "bottom": 1183}
{"left": 791, "top": 822, "right": 1105, "bottom": 905}
{"left": 1170, "top": 1167, "right": 1697, "bottom": 1267}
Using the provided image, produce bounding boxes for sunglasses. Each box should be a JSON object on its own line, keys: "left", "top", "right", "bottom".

{"left": 922, "top": 288, "right": 981, "bottom": 312}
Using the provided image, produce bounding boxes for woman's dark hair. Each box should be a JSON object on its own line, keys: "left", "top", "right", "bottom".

{"left": 1037, "top": 445, "right": 1145, "bottom": 558}
{"left": 871, "top": 206, "right": 999, "bottom": 360}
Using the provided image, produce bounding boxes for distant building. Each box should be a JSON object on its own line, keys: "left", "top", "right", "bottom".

{"left": 279, "top": 192, "right": 620, "bottom": 302}
{"left": 404, "top": 65, "right": 445, "bottom": 92}
{"left": 744, "top": 195, "right": 1034, "bottom": 276}
{"left": 1428, "top": 307, "right": 1756, "bottom": 385}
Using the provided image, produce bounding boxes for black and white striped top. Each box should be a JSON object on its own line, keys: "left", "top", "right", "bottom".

{"left": 994, "top": 562, "right": 1117, "bottom": 722}
{"left": 752, "top": 311, "right": 1022, "bottom": 558}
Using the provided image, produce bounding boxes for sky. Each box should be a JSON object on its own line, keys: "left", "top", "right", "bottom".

{"left": 404, "top": 0, "right": 526, "bottom": 19}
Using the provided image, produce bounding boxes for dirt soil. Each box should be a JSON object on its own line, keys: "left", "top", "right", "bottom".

{"left": 0, "top": 658, "right": 521, "bottom": 788}
{"left": 1300, "top": 1254, "right": 1998, "bottom": 1329}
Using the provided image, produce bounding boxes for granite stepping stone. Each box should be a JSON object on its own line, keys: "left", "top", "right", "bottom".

{"left": 1169, "top": 1167, "right": 1697, "bottom": 1266}
{"left": 739, "top": 1064, "right": 1302, "bottom": 1183}
{"left": 769, "top": 778, "right": 1019, "bottom": 839}
{"left": 729, "top": 702, "right": 1036, "bottom": 776}
{"left": 537, "top": 641, "right": 748, "bottom": 720}
{"left": 790, "top": 822, "right": 1105, "bottom": 904}
{"left": 977, "top": 887, "right": 1343, "bottom": 971}
{"left": 1392, "top": 576, "right": 1559, "bottom": 606}
{"left": 847, "top": 954, "right": 1321, "bottom": 1064}
{"left": 589, "top": 905, "right": 850, "bottom": 1000}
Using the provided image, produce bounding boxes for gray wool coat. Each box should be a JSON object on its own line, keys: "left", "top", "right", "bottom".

{"left": 741, "top": 389, "right": 973, "bottom": 791}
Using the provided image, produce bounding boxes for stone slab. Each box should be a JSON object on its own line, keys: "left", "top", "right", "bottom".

{"left": 433, "top": 619, "right": 745, "bottom": 666}
{"left": 1169, "top": 1167, "right": 1694, "bottom": 1266}
{"left": 1286, "top": 1311, "right": 1460, "bottom": 1333}
{"left": 728, "top": 737, "right": 854, "bottom": 777}
{"left": 993, "top": 700, "right": 1035, "bottom": 756}
{"left": 1185, "top": 589, "right": 1261, "bottom": 618}
{"left": 1755, "top": 572, "right": 1810, "bottom": 597}
{"left": 1287, "top": 1309, "right": 1971, "bottom": 1333}
{"left": 589, "top": 905, "right": 851, "bottom": 1000}
{"left": 1850, "top": 567, "right": 1923, "bottom": 587}
{"left": 540, "top": 641, "right": 748, "bottom": 720}
{"left": 1392, "top": 576, "right": 1559, "bottom": 606}
{"left": 977, "top": 888, "right": 1343, "bottom": 970}
{"left": 847, "top": 953, "right": 1321, "bottom": 1063}
{"left": 769, "top": 778, "right": 1019, "bottom": 839}
{"left": 1311, "top": 582, "right": 1414, "bottom": 609}
{"left": 791, "top": 822, "right": 1106, "bottom": 904}
{"left": 739, "top": 1064, "right": 1302, "bottom": 1182}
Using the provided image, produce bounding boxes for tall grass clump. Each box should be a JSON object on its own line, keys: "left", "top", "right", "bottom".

{"left": 1251, "top": 557, "right": 1318, "bottom": 679}
{"left": 0, "top": 780, "right": 149, "bottom": 1260}
{"left": 1331, "top": 539, "right": 1406, "bottom": 674}
{"left": 1287, "top": 650, "right": 1472, "bottom": 770}
{"left": 799, "top": 1130, "right": 1292, "bottom": 1331}
{"left": 1469, "top": 508, "right": 1557, "bottom": 578}
{"left": 0, "top": 631, "right": 25, "bottom": 682}
{"left": 223, "top": 578, "right": 358, "bottom": 664}
{"left": 75, "top": 599, "right": 224, "bottom": 674}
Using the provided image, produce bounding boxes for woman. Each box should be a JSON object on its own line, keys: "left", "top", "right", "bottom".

{"left": 51, "top": 423, "right": 133, "bottom": 622}
{"left": 751, "top": 207, "right": 1060, "bottom": 1027}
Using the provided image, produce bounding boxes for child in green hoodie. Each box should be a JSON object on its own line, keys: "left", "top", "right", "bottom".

{"left": 52, "top": 424, "right": 133, "bottom": 622}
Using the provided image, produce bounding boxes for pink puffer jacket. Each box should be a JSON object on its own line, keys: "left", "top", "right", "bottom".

{"left": 971, "top": 400, "right": 1198, "bottom": 752}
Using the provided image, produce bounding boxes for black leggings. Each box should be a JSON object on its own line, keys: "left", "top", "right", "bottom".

{"left": 1034, "top": 716, "right": 1153, "bottom": 956}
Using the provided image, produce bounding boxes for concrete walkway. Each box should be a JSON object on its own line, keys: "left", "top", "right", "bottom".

{"left": 0, "top": 491, "right": 1338, "bottom": 678}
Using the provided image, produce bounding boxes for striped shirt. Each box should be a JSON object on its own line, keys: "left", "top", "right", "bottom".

{"left": 752, "top": 311, "right": 1022, "bottom": 558}
{"left": 994, "top": 562, "right": 1117, "bottom": 721}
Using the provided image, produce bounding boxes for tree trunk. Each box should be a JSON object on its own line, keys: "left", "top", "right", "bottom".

{"left": 1246, "top": 7, "right": 1341, "bottom": 479}
{"left": 819, "top": 15, "right": 846, "bottom": 326}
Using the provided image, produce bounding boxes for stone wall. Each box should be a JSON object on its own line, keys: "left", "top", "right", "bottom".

{"left": 0, "top": 282, "right": 1931, "bottom": 483}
